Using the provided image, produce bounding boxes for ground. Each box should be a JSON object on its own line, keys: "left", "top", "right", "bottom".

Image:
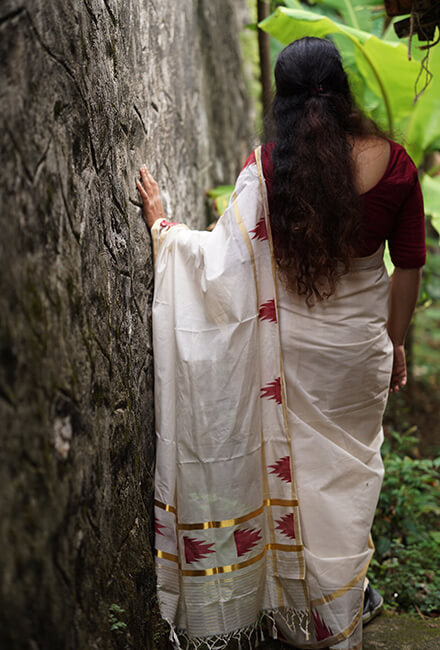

{"left": 259, "top": 612, "right": 440, "bottom": 649}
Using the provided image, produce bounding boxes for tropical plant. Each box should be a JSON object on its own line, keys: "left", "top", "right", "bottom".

{"left": 370, "top": 430, "right": 440, "bottom": 615}
{"left": 259, "top": 1, "right": 440, "bottom": 237}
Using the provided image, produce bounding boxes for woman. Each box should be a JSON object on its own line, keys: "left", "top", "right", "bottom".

{"left": 137, "top": 38, "right": 424, "bottom": 650}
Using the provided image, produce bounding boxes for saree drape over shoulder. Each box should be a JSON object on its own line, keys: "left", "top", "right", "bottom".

{"left": 152, "top": 147, "right": 393, "bottom": 650}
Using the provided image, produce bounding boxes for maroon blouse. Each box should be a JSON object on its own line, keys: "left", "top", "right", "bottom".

{"left": 243, "top": 140, "right": 426, "bottom": 268}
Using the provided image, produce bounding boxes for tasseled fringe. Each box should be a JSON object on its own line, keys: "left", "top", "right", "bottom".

{"left": 274, "top": 607, "right": 310, "bottom": 641}
{"left": 165, "top": 607, "right": 310, "bottom": 649}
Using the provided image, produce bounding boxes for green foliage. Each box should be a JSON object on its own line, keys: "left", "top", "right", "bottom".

{"left": 370, "top": 430, "right": 440, "bottom": 615}
{"left": 259, "top": 4, "right": 440, "bottom": 161}
{"left": 414, "top": 299, "right": 440, "bottom": 382}
{"left": 421, "top": 174, "right": 440, "bottom": 235}
{"left": 419, "top": 234, "right": 440, "bottom": 306}
{"left": 108, "top": 603, "right": 128, "bottom": 635}
{"left": 206, "top": 185, "right": 235, "bottom": 216}
{"left": 405, "top": 44, "right": 440, "bottom": 166}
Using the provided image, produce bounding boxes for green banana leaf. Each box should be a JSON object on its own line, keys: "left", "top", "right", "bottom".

{"left": 259, "top": 6, "right": 440, "bottom": 163}
{"left": 312, "top": 0, "right": 386, "bottom": 35}
{"left": 405, "top": 44, "right": 440, "bottom": 165}
{"left": 421, "top": 174, "right": 440, "bottom": 235}
{"left": 283, "top": 0, "right": 302, "bottom": 9}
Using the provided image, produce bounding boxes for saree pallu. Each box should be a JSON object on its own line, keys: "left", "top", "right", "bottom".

{"left": 152, "top": 147, "right": 393, "bottom": 649}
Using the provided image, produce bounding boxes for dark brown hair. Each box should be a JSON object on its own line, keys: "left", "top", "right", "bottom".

{"left": 270, "top": 37, "right": 382, "bottom": 304}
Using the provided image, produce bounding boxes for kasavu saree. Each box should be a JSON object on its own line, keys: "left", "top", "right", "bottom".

{"left": 151, "top": 147, "right": 393, "bottom": 649}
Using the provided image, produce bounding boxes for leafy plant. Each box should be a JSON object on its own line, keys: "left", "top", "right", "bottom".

{"left": 206, "top": 185, "right": 235, "bottom": 217}
{"left": 422, "top": 174, "right": 440, "bottom": 235}
{"left": 261, "top": 3, "right": 439, "bottom": 140}
{"left": 108, "top": 603, "right": 128, "bottom": 635}
{"left": 259, "top": 3, "right": 440, "bottom": 231}
{"left": 413, "top": 297, "right": 440, "bottom": 382}
{"left": 370, "top": 430, "right": 440, "bottom": 614}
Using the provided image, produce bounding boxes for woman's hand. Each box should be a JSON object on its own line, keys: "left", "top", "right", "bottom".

{"left": 137, "top": 166, "right": 166, "bottom": 229}
{"left": 389, "top": 344, "right": 406, "bottom": 393}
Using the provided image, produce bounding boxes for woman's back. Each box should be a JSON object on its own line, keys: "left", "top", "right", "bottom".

{"left": 246, "top": 136, "right": 425, "bottom": 268}
{"left": 352, "top": 136, "right": 390, "bottom": 195}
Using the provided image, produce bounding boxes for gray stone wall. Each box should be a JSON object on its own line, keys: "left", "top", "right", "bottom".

{"left": 0, "top": 1, "right": 252, "bottom": 647}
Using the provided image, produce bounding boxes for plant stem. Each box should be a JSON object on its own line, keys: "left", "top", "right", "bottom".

{"left": 343, "top": 0, "right": 359, "bottom": 30}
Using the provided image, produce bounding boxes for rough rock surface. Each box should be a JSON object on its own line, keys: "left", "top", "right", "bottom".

{"left": 0, "top": 1, "right": 251, "bottom": 648}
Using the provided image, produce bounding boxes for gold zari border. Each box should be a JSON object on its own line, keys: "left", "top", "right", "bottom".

{"left": 300, "top": 604, "right": 362, "bottom": 649}
{"left": 254, "top": 147, "right": 306, "bottom": 591}
{"left": 154, "top": 499, "right": 177, "bottom": 515}
{"left": 151, "top": 220, "right": 189, "bottom": 263}
{"left": 178, "top": 504, "right": 263, "bottom": 530}
{"left": 155, "top": 542, "right": 304, "bottom": 576}
{"left": 264, "top": 497, "right": 298, "bottom": 508}
{"left": 330, "top": 604, "right": 362, "bottom": 646}
{"left": 310, "top": 559, "right": 369, "bottom": 607}
{"left": 154, "top": 497, "right": 298, "bottom": 530}
{"left": 156, "top": 549, "right": 178, "bottom": 563}
{"left": 232, "top": 191, "right": 260, "bottom": 308}
{"left": 254, "top": 147, "right": 297, "bottom": 500}
{"left": 151, "top": 219, "right": 160, "bottom": 262}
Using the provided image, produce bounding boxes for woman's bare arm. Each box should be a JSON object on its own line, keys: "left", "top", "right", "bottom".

{"left": 387, "top": 266, "right": 422, "bottom": 393}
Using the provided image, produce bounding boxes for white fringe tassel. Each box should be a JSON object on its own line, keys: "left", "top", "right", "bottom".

{"left": 164, "top": 607, "right": 311, "bottom": 649}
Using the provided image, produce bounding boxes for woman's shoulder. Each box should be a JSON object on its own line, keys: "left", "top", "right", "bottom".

{"left": 353, "top": 136, "right": 416, "bottom": 166}
{"left": 357, "top": 137, "right": 418, "bottom": 196}
{"left": 386, "top": 137, "right": 416, "bottom": 161}
{"left": 384, "top": 138, "right": 419, "bottom": 186}
{"left": 242, "top": 142, "right": 274, "bottom": 165}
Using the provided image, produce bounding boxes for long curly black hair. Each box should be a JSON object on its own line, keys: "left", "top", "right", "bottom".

{"left": 270, "top": 37, "right": 383, "bottom": 304}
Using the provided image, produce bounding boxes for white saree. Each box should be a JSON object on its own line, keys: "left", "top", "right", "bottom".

{"left": 152, "top": 147, "right": 393, "bottom": 649}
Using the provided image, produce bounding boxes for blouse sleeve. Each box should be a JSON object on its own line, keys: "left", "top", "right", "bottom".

{"left": 388, "top": 173, "right": 426, "bottom": 269}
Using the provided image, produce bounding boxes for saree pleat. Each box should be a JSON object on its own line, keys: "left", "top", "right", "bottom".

{"left": 152, "top": 147, "right": 392, "bottom": 649}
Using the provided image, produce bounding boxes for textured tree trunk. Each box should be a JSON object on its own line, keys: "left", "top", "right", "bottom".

{"left": 0, "top": 1, "right": 252, "bottom": 648}
{"left": 257, "top": 0, "right": 274, "bottom": 141}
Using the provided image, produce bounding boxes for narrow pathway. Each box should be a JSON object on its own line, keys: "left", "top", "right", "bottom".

{"left": 259, "top": 613, "right": 440, "bottom": 649}
{"left": 363, "top": 614, "right": 440, "bottom": 649}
